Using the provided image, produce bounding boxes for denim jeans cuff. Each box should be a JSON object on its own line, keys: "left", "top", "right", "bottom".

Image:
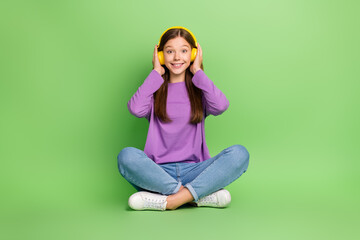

{"left": 172, "top": 182, "right": 182, "bottom": 194}
{"left": 185, "top": 183, "right": 198, "bottom": 201}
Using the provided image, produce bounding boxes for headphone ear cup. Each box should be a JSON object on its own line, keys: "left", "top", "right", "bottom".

{"left": 191, "top": 48, "right": 197, "bottom": 62}
{"left": 158, "top": 51, "right": 165, "bottom": 65}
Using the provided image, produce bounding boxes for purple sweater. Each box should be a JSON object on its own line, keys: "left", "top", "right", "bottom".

{"left": 127, "top": 69, "right": 229, "bottom": 164}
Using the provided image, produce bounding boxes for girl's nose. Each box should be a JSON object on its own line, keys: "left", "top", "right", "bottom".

{"left": 174, "top": 52, "right": 180, "bottom": 60}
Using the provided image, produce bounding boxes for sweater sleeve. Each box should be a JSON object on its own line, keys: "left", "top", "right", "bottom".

{"left": 127, "top": 70, "right": 164, "bottom": 118}
{"left": 192, "top": 69, "right": 229, "bottom": 117}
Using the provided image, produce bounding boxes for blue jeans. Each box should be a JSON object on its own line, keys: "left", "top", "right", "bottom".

{"left": 117, "top": 145, "right": 249, "bottom": 201}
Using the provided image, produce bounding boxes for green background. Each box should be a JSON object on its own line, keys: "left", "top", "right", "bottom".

{"left": 1, "top": 0, "right": 359, "bottom": 239}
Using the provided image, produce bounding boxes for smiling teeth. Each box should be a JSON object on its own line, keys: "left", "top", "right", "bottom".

{"left": 173, "top": 64, "right": 182, "bottom": 66}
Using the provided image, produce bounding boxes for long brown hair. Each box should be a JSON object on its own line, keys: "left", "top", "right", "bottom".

{"left": 153, "top": 28, "right": 204, "bottom": 124}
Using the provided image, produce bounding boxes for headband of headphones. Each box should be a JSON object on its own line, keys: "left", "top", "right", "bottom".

{"left": 157, "top": 26, "right": 198, "bottom": 48}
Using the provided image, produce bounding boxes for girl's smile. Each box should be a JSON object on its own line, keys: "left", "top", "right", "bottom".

{"left": 170, "top": 63, "right": 185, "bottom": 68}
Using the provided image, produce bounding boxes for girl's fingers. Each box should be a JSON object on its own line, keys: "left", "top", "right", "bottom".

{"left": 196, "top": 43, "right": 201, "bottom": 57}
{"left": 196, "top": 43, "right": 202, "bottom": 60}
{"left": 153, "top": 45, "right": 158, "bottom": 63}
{"left": 154, "top": 45, "right": 159, "bottom": 58}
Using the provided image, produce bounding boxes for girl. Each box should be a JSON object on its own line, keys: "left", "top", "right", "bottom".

{"left": 117, "top": 26, "right": 249, "bottom": 211}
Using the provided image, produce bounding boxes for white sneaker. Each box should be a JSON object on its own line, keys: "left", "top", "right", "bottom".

{"left": 128, "top": 191, "right": 168, "bottom": 211}
{"left": 196, "top": 189, "right": 231, "bottom": 208}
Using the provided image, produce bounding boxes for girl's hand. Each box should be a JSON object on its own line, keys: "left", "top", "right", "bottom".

{"left": 190, "top": 43, "right": 203, "bottom": 75}
{"left": 152, "top": 45, "right": 165, "bottom": 75}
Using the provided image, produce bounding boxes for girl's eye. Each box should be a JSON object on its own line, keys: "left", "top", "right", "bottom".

{"left": 166, "top": 50, "right": 172, "bottom": 54}
{"left": 182, "top": 49, "right": 187, "bottom": 53}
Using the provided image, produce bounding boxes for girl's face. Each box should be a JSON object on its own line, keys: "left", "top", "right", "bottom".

{"left": 163, "top": 36, "right": 192, "bottom": 76}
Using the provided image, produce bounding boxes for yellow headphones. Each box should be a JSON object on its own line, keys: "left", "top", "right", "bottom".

{"left": 157, "top": 26, "right": 198, "bottom": 65}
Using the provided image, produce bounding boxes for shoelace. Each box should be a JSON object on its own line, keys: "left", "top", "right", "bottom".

{"left": 198, "top": 193, "right": 218, "bottom": 205}
{"left": 143, "top": 196, "right": 167, "bottom": 210}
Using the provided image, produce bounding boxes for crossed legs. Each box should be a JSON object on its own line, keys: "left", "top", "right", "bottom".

{"left": 118, "top": 145, "right": 249, "bottom": 210}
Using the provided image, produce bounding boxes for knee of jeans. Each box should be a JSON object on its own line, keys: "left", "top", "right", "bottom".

{"left": 117, "top": 147, "right": 137, "bottom": 174}
{"left": 229, "top": 145, "right": 250, "bottom": 172}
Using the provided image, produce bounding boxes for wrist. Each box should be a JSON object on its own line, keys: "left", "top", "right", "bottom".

{"left": 192, "top": 67, "right": 200, "bottom": 74}
{"left": 154, "top": 69, "right": 162, "bottom": 75}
